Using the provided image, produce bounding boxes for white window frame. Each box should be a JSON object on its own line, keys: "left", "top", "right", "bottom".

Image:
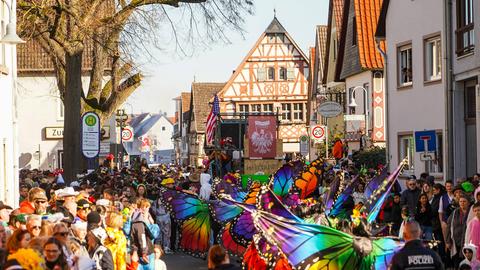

{"left": 398, "top": 44, "right": 413, "bottom": 87}
{"left": 262, "top": 104, "right": 273, "bottom": 113}
{"left": 279, "top": 67, "right": 287, "bottom": 80}
{"left": 287, "top": 67, "right": 295, "bottom": 80}
{"left": 424, "top": 36, "right": 442, "bottom": 82}
{"left": 257, "top": 68, "right": 266, "bottom": 81}
{"left": 399, "top": 134, "right": 415, "bottom": 174}
{"left": 251, "top": 104, "right": 261, "bottom": 114}
{"left": 292, "top": 103, "right": 304, "bottom": 121}
{"left": 239, "top": 104, "right": 249, "bottom": 114}
{"left": 268, "top": 67, "right": 275, "bottom": 81}
{"left": 280, "top": 103, "right": 291, "bottom": 122}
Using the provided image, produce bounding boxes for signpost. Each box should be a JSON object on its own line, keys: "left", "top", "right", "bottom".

{"left": 82, "top": 112, "right": 100, "bottom": 169}
{"left": 300, "top": 135, "right": 309, "bottom": 156}
{"left": 415, "top": 130, "right": 437, "bottom": 162}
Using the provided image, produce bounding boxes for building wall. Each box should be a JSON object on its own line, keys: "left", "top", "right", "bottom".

{"left": 0, "top": 0, "right": 19, "bottom": 206}
{"left": 340, "top": 0, "right": 362, "bottom": 80}
{"left": 451, "top": 0, "right": 480, "bottom": 179}
{"left": 386, "top": 0, "right": 445, "bottom": 179}
{"left": 16, "top": 75, "right": 116, "bottom": 170}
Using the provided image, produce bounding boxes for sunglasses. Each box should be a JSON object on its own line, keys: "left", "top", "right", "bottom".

{"left": 34, "top": 200, "right": 47, "bottom": 204}
{"left": 31, "top": 226, "right": 41, "bottom": 230}
{"left": 55, "top": 232, "right": 69, "bottom": 237}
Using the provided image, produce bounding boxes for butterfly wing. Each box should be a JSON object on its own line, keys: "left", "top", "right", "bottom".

{"left": 364, "top": 167, "right": 388, "bottom": 199}
{"left": 329, "top": 176, "right": 359, "bottom": 218}
{"left": 243, "top": 242, "right": 268, "bottom": 270}
{"left": 324, "top": 175, "right": 342, "bottom": 213}
{"left": 370, "top": 238, "right": 404, "bottom": 270}
{"left": 256, "top": 186, "right": 302, "bottom": 222}
{"left": 218, "top": 222, "right": 247, "bottom": 258}
{"left": 212, "top": 177, "right": 247, "bottom": 201}
{"left": 270, "top": 161, "right": 304, "bottom": 197}
{"left": 294, "top": 166, "right": 319, "bottom": 199}
{"left": 366, "top": 160, "right": 407, "bottom": 224}
{"left": 209, "top": 200, "right": 243, "bottom": 224}
{"left": 244, "top": 181, "right": 262, "bottom": 204}
{"left": 230, "top": 211, "right": 256, "bottom": 246}
{"left": 253, "top": 210, "right": 364, "bottom": 270}
{"left": 159, "top": 188, "right": 211, "bottom": 257}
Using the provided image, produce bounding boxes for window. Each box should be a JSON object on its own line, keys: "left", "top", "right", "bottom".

{"left": 162, "top": 126, "right": 166, "bottom": 131}
{"left": 426, "top": 133, "right": 443, "bottom": 173}
{"left": 425, "top": 36, "right": 442, "bottom": 81}
{"left": 268, "top": 67, "right": 275, "bottom": 80}
{"left": 279, "top": 67, "right": 287, "bottom": 80}
{"left": 257, "top": 68, "right": 266, "bottom": 81}
{"left": 348, "top": 87, "right": 355, "bottom": 114}
{"left": 251, "top": 104, "right": 261, "bottom": 114}
{"left": 287, "top": 67, "right": 295, "bottom": 80}
{"left": 281, "top": 103, "right": 291, "bottom": 121}
{"left": 465, "top": 79, "right": 477, "bottom": 119}
{"left": 292, "top": 103, "right": 304, "bottom": 121}
{"left": 456, "top": 0, "right": 474, "bottom": 56}
{"left": 399, "top": 134, "right": 415, "bottom": 172}
{"left": 398, "top": 45, "right": 413, "bottom": 86}
{"left": 352, "top": 17, "right": 357, "bottom": 46}
{"left": 239, "top": 104, "right": 249, "bottom": 114}
{"left": 262, "top": 104, "right": 273, "bottom": 113}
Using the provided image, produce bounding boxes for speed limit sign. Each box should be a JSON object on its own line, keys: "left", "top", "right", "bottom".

{"left": 121, "top": 126, "right": 134, "bottom": 142}
{"left": 311, "top": 125, "right": 326, "bottom": 141}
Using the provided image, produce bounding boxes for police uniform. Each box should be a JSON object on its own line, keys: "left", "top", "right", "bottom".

{"left": 389, "top": 239, "right": 444, "bottom": 270}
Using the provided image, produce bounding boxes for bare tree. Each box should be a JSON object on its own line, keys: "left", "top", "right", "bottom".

{"left": 17, "top": 0, "right": 253, "bottom": 182}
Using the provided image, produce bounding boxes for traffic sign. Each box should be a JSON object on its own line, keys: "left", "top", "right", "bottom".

{"left": 415, "top": 130, "right": 437, "bottom": 152}
{"left": 311, "top": 125, "right": 327, "bottom": 141}
{"left": 82, "top": 112, "right": 100, "bottom": 158}
{"left": 122, "top": 126, "right": 134, "bottom": 142}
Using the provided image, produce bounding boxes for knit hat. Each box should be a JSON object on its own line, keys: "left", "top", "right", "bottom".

{"left": 86, "top": 211, "right": 102, "bottom": 230}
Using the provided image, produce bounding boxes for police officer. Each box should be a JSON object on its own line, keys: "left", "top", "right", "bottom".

{"left": 389, "top": 220, "right": 444, "bottom": 270}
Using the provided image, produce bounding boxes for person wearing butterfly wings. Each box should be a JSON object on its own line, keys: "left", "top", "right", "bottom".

{"left": 389, "top": 220, "right": 444, "bottom": 270}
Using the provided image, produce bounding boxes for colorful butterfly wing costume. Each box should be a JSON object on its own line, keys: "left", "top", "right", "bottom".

{"left": 251, "top": 209, "right": 402, "bottom": 270}
{"left": 159, "top": 188, "right": 211, "bottom": 257}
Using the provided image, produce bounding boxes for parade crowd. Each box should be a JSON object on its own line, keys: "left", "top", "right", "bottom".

{"left": 0, "top": 157, "right": 480, "bottom": 270}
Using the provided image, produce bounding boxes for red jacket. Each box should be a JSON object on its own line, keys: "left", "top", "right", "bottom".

{"left": 18, "top": 200, "right": 35, "bottom": 214}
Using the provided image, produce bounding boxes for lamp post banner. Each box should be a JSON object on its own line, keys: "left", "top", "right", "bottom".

{"left": 248, "top": 115, "right": 277, "bottom": 158}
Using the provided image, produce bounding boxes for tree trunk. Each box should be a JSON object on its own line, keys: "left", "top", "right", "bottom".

{"left": 63, "top": 51, "right": 83, "bottom": 184}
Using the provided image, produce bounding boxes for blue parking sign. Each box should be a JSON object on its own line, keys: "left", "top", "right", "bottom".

{"left": 415, "top": 130, "right": 437, "bottom": 152}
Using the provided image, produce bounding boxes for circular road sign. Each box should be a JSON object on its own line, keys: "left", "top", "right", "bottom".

{"left": 311, "top": 125, "right": 326, "bottom": 141}
{"left": 122, "top": 127, "right": 133, "bottom": 141}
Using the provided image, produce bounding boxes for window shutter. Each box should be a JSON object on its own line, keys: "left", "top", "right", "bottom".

{"left": 257, "top": 68, "right": 266, "bottom": 81}
{"left": 287, "top": 67, "right": 295, "bottom": 80}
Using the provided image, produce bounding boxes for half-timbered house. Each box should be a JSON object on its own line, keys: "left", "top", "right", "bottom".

{"left": 216, "top": 17, "right": 310, "bottom": 155}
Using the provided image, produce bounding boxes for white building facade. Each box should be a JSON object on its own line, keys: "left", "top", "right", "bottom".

{"left": 0, "top": 0, "right": 20, "bottom": 206}
{"left": 384, "top": 0, "right": 446, "bottom": 179}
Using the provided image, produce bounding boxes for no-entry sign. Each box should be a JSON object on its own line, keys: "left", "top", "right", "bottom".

{"left": 311, "top": 125, "right": 326, "bottom": 141}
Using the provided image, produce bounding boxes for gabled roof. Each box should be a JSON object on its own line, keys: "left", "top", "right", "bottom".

{"left": 129, "top": 113, "right": 149, "bottom": 130}
{"left": 217, "top": 17, "right": 309, "bottom": 99}
{"left": 316, "top": 25, "right": 328, "bottom": 81}
{"left": 190, "top": 82, "right": 226, "bottom": 133}
{"left": 354, "top": 0, "right": 385, "bottom": 69}
{"left": 265, "top": 17, "right": 288, "bottom": 34}
{"left": 334, "top": 0, "right": 351, "bottom": 82}
{"left": 135, "top": 114, "right": 162, "bottom": 138}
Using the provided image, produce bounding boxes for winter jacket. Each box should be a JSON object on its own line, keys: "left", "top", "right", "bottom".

{"left": 460, "top": 243, "right": 480, "bottom": 270}
{"left": 400, "top": 188, "right": 421, "bottom": 216}
{"left": 18, "top": 201, "right": 35, "bottom": 214}
{"left": 389, "top": 239, "right": 444, "bottom": 270}
{"left": 447, "top": 207, "right": 470, "bottom": 257}
{"left": 130, "top": 211, "right": 155, "bottom": 257}
{"left": 89, "top": 245, "right": 114, "bottom": 270}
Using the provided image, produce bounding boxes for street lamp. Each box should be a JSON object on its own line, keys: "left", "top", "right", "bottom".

{"left": 115, "top": 109, "right": 128, "bottom": 167}
{"left": 348, "top": 86, "right": 369, "bottom": 137}
{"left": 0, "top": 0, "right": 25, "bottom": 44}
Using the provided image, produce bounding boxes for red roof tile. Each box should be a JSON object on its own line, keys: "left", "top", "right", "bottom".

{"left": 354, "top": 0, "right": 385, "bottom": 69}
{"left": 333, "top": 0, "right": 345, "bottom": 40}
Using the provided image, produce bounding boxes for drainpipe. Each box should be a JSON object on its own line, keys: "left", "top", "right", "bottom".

{"left": 375, "top": 41, "right": 389, "bottom": 165}
{"left": 444, "top": 0, "right": 454, "bottom": 181}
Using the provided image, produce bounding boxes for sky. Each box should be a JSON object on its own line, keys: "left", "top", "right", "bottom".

{"left": 126, "top": 0, "right": 329, "bottom": 116}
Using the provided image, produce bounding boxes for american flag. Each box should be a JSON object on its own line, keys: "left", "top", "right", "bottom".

{"left": 206, "top": 95, "right": 220, "bottom": 145}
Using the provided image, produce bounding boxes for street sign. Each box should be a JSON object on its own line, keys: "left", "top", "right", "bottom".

{"left": 81, "top": 112, "right": 100, "bottom": 158}
{"left": 318, "top": 101, "right": 342, "bottom": 118}
{"left": 300, "top": 135, "right": 309, "bottom": 156}
{"left": 415, "top": 130, "right": 437, "bottom": 152}
{"left": 122, "top": 126, "right": 134, "bottom": 142}
{"left": 311, "top": 125, "right": 326, "bottom": 141}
